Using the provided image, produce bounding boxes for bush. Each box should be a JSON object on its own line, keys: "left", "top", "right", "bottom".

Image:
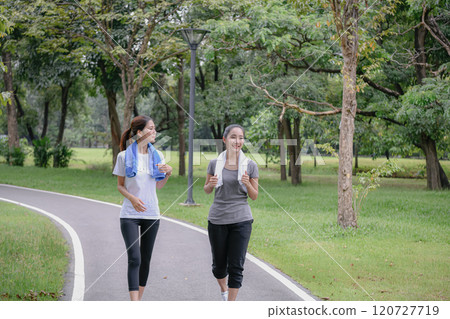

{"left": 0, "top": 137, "right": 26, "bottom": 166}
{"left": 7, "top": 147, "right": 26, "bottom": 166}
{"left": 0, "top": 136, "right": 8, "bottom": 158}
{"left": 33, "top": 137, "right": 52, "bottom": 168}
{"left": 52, "top": 144, "right": 73, "bottom": 168}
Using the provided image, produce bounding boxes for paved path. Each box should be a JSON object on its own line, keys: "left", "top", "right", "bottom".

{"left": 0, "top": 184, "right": 317, "bottom": 301}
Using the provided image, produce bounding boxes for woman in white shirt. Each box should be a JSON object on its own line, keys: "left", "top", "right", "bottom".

{"left": 113, "top": 115, "right": 172, "bottom": 301}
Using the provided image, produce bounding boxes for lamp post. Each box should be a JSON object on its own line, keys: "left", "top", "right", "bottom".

{"left": 177, "top": 28, "right": 210, "bottom": 205}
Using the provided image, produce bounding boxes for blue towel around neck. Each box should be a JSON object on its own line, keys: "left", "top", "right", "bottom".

{"left": 125, "top": 142, "right": 166, "bottom": 181}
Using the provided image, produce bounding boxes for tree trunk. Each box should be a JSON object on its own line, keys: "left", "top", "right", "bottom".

{"left": 133, "top": 101, "right": 139, "bottom": 117}
{"left": 412, "top": 10, "right": 448, "bottom": 189}
{"left": 283, "top": 117, "right": 299, "bottom": 185}
{"left": 420, "top": 133, "right": 442, "bottom": 190}
{"left": 177, "top": 58, "right": 186, "bottom": 176}
{"left": 2, "top": 50, "right": 19, "bottom": 149}
{"left": 337, "top": 4, "right": 359, "bottom": 228}
{"left": 211, "top": 123, "right": 224, "bottom": 152}
{"left": 106, "top": 88, "right": 121, "bottom": 168}
{"left": 214, "top": 53, "right": 219, "bottom": 82}
{"left": 122, "top": 90, "right": 135, "bottom": 131}
{"left": 294, "top": 116, "right": 302, "bottom": 184}
{"left": 41, "top": 99, "right": 49, "bottom": 138}
{"left": 56, "top": 82, "right": 72, "bottom": 145}
{"left": 278, "top": 119, "right": 287, "bottom": 181}
{"left": 414, "top": 15, "right": 428, "bottom": 84}
{"left": 354, "top": 141, "right": 359, "bottom": 170}
{"left": 14, "top": 90, "right": 36, "bottom": 143}
{"left": 438, "top": 162, "right": 450, "bottom": 189}
{"left": 314, "top": 137, "right": 317, "bottom": 168}
{"left": 98, "top": 59, "right": 121, "bottom": 167}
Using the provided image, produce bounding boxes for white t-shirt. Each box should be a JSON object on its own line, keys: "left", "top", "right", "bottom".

{"left": 112, "top": 150, "right": 165, "bottom": 219}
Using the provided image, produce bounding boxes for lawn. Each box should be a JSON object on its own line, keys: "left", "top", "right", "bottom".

{"left": 0, "top": 148, "right": 448, "bottom": 300}
{"left": 0, "top": 202, "right": 68, "bottom": 301}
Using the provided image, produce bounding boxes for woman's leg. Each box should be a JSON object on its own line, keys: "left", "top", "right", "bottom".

{"left": 120, "top": 218, "right": 141, "bottom": 300}
{"left": 138, "top": 286, "right": 145, "bottom": 301}
{"left": 226, "top": 220, "right": 253, "bottom": 301}
{"left": 208, "top": 222, "right": 229, "bottom": 298}
{"left": 137, "top": 219, "right": 160, "bottom": 299}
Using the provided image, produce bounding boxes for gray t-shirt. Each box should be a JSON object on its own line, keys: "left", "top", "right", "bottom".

{"left": 207, "top": 159, "right": 259, "bottom": 225}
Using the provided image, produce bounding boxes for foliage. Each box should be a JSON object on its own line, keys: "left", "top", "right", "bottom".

{"left": 315, "top": 144, "right": 405, "bottom": 222}
{"left": 32, "top": 137, "right": 52, "bottom": 168}
{"left": 316, "top": 142, "right": 339, "bottom": 159}
{"left": 246, "top": 108, "right": 280, "bottom": 165}
{"left": 0, "top": 136, "right": 27, "bottom": 166}
{"left": 352, "top": 160, "right": 403, "bottom": 223}
{"left": 397, "top": 76, "right": 450, "bottom": 145}
{"left": 0, "top": 135, "right": 7, "bottom": 156}
{"left": 0, "top": 5, "right": 12, "bottom": 110}
{"left": 6, "top": 146, "right": 26, "bottom": 166}
{"left": 52, "top": 143, "right": 73, "bottom": 168}
{"left": 355, "top": 117, "right": 419, "bottom": 159}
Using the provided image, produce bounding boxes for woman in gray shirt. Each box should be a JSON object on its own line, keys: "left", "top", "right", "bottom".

{"left": 204, "top": 124, "right": 259, "bottom": 301}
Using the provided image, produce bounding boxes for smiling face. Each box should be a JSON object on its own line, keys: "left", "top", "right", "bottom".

{"left": 137, "top": 120, "right": 157, "bottom": 144}
{"left": 223, "top": 127, "right": 245, "bottom": 154}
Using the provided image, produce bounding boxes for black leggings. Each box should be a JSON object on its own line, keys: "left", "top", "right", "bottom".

{"left": 208, "top": 220, "right": 253, "bottom": 289}
{"left": 120, "top": 218, "right": 160, "bottom": 291}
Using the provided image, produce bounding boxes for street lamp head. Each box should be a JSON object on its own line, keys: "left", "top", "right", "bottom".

{"left": 177, "top": 28, "right": 210, "bottom": 50}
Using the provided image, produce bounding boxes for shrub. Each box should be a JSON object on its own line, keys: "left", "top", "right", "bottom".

{"left": 52, "top": 144, "right": 73, "bottom": 168}
{"left": 33, "top": 137, "right": 52, "bottom": 168}
{"left": 0, "top": 136, "right": 8, "bottom": 158}
{"left": 0, "top": 137, "right": 26, "bottom": 166}
{"left": 7, "top": 146, "right": 26, "bottom": 166}
{"left": 352, "top": 160, "right": 403, "bottom": 222}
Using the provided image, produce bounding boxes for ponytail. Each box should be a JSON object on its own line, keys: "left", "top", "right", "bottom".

{"left": 120, "top": 128, "right": 132, "bottom": 151}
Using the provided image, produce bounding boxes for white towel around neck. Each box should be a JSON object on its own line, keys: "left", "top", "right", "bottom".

{"left": 214, "top": 150, "right": 249, "bottom": 189}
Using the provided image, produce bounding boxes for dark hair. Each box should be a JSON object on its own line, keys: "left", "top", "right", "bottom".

{"left": 223, "top": 124, "right": 245, "bottom": 138}
{"left": 120, "top": 115, "right": 153, "bottom": 151}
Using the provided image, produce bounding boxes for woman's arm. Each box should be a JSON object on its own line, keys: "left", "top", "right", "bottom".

{"left": 117, "top": 176, "right": 146, "bottom": 212}
{"left": 241, "top": 172, "right": 258, "bottom": 200}
{"left": 156, "top": 164, "right": 172, "bottom": 189}
{"left": 204, "top": 174, "right": 218, "bottom": 194}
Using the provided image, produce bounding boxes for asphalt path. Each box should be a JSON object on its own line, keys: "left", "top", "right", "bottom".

{"left": 0, "top": 184, "right": 317, "bottom": 301}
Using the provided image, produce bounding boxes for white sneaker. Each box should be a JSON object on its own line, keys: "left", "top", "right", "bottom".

{"left": 221, "top": 291, "right": 228, "bottom": 301}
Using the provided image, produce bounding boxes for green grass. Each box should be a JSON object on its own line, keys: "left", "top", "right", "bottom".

{"left": 0, "top": 148, "right": 449, "bottom": 300}
{"left": 0, "top": 202, "right": 68, "bottom": 301}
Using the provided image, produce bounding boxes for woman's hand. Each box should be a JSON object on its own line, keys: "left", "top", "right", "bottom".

{"left": 130, "top": 196, "right": 146, "bottom": 212}
{"left": 157, "top": 163, "right": 173, "bottom": 177}
{"left": 242, "top": 171, "right": 258, "bottom": 201}
{"left": 241, "top": 171, "right": 250, "bottom": 187}
{"left": 117, "top": 176, "right": 147, "bottom": 211}
{"left": 204, "top": 174, "right": 218, "bottom": 194}
{"left": 209, "top": 174, "right": 218, "bottom": 188}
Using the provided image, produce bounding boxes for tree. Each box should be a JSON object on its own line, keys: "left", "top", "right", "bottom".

{"left": 1, "top": 43, "right": 19, "bottom": 149}
{"left": 92, "top": 55, "right": 122, "bottom": 167}
{"left": 398, "top": 77, "right": 450, "bottom": 189}
{"left": 59, "top": 0, "right": 189, "bottom": 130}
{"left": 354, "top": 0, "right": 449, "bottom": 189}
{"left": 243, "top": 0, "right": 363, "bottom": 227}
{"left": 0, "top": 3, "right": 19, "bottom": 150}
{"left": 0, "top": 5, "right": 11, "bottom": 109}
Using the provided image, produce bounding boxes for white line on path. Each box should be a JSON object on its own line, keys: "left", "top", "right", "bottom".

{"left": 0, "top": 184, "right": 315, "bottom": 301}
{"left": 0, "top": 196, "right": 85, "bottom": 301}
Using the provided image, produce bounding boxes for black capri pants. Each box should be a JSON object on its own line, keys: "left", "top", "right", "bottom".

{"left": 208, "top": 219, "right": 253, "bottom": 289}
{"left": 120, "top": 218, "right": 160, "bottom": 291}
